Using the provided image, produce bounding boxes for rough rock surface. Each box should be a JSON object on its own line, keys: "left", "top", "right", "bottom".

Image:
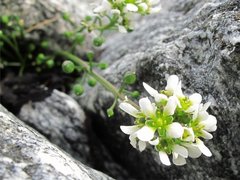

{"left": 76, "top": 0, "right": 240, "bottom": 179}
{"left": 19, "top": 90, "right": 130, "bottom": 179}
{"left": 0, "top": 105, "right": 113, "bottom": 180}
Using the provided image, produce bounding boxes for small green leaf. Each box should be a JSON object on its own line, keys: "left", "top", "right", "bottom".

{"left": 62, "top": 60, "right": 75, "bottom": 74}
{"left": 75, "top": 33, "right": 85, "bottom": 44}
{"left": 41, "top": 40, "right": 49, "bottom": 48}
{"left": 64, "top": 31, "right": 73, "bottom": 38}
{"left": 85, "top": 15, "right": 92, "bottom": 21}
{"left": 1, "top": 15, "right": 9, "bottom": 24}
{"left": 88, "top": 78, "right": 97, "bottom": 87}
{"left": 73, "top": 84, "right": 84, "bottom": 96}
{"left": 93, "top": 36, "right": 104, "bottom": 47}
{"left": 36, "top": 53, "right": 45, "bottom": 65}
{"left": 107, "top": 108, "right": 114, "bottom": 117}
{"left": 123, "top": 72, "right": 137, "bottom": 85}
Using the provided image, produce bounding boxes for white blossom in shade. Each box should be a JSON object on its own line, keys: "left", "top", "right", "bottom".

{"left": 119, "top": 102, "right": 140, "bottom": 118}
{"left": 118, "top": 25, "right": 127, "bottom": 33}
{"left": 149, "top": 6, "right": 162, "bottom": 14}
{"left": 166, "top": 122, "right": 184, "bottom": 138}
{"left": 172, "top": 154, "right": 186, "bottom": 166}
{"left": 200, "top": 115, "right": 217, "bottom": 132}
{"left": 93, "top": 0, "right": 112, "bottom": 13}
{"left": 159, "top": 151, "right": 171, "bottom": 166}
{"left": 126, "top": 3, "right": 138, "bottom": 12}
{"left": 138, "top": 140, "right": 147, "bottom": 152}
{"left": 139, "top": 97, "right": 156, "bottom": 117}
{"left": 163, "top": 96, "right": 179, "bottom": 116}
{"left": 183, "top": 127, "right": 195, "bottom": 142}
{"left": 183, "top": 143, "right": 202, "bottom": 158}
{"left": 120, "top": 125, "right": 140, "bottom": 135}
{"left": 138, "top": 3, "right": 148, "bottom": 11}
{"left": 143, "top": 82, "right": 168, "bottom": 103}
{"left": 193, "top": 102, "right": 211, "bottom": 120}
{"left": 136, "top": 126, "right": 156, "bottom": 141}
{"left": 165, "top": 75, "right": 184, "bottom": 98}
{"left": 196, "top": 138, "right": 212, "bottom": 157}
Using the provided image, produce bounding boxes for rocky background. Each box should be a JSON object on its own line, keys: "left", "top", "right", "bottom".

{"left": 1, "top": 0, "right": 240, "bottom": 179}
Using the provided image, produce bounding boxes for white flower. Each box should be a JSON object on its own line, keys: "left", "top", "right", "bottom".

{"left": 166, "top": 122, "right": 184, "bottom": 138}
{"left": 183, "top": 143, "right": 202, "bottom": 158}
{"left": 186, "top": 93, "right": 202, "bottom": 113}
{"left": 119, "top": 97, "right": 156, "bottom": 118}
{"left": 163, "top": 96, "right": 180, "bottom": 115}
{"left": 183, "top": 127, "right": 195, "bottom": 142}
{"left": 149, "top": 0, "right": 160, "bottom": 6}
{"left": 120, "top": 125, "right": 147, "bottom": 152}
{"left": 165, "top": 75, "right": 184, "bottom": 98}
{"left": 172, "top": 144, "right": 188, "bottom": 166}
{"left": 93, "top": 0, "right": 112, "bottom": 13}
{"left": 126, "top": 3, "right": 138, "bottom": 12}
{"left": 136, "top": 125, "right": 156, "bottom": 141}
{"left": 196, "top": 138, "right": 212, "bottom": 157}
{"left": 143, "top": 82, "right": 168, "bottom": 103}
{"left": 159, "top": 151, "right": 171, "bottom": 166}
{"left": 138, "top": 3, "right": 148, "bottom": 11}
{"left": 118, "top": 25, "right": 127, "bottom": 33}
{"left": 111, "top": 9, "right": 121, "bottom": 15}
{"left": 199, "top": 115, "right": 217, "bottom": 139}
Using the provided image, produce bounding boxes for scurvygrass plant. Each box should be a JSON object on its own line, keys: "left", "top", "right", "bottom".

{"left": 0, "top": 0, "right": 217, "bottom": 166}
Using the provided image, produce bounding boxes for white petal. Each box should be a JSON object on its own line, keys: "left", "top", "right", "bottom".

{"left": 143, "top": 82, "right": 158, "bottom": 97}
{"left": 196, "top": 139, "right": 212, "bottom": 157}
{"left": 149, "top": 0, "right": 160, "bottom": 5}
{"left": 165, "top": 75, "right": 179, "bottom": 94}
{"left": 150, "top": 6, "right": 161, "bottom": 14}
{"left": 208, "top": 125, "right": 217, "bottom": 132}
{"left": 149, "top": 138, "right": 159, "bottom": 145}
{"left": 189, "top": 93, "right": 202, "bottom": 105}
{"left": 172, "top": 145, "right": 188, "bottom": 158}
{"left": 119, "top": 102, "right": 139, "bottom": 118}
{"left": 136, "top": 126, "right": 155, "bottom": 141}
{"left": 126, "top": 3, "right": 138, "bottom": 12}
{"left": 166, "top": 122, "right": 184, "bottom": 138}
{"left": 111, "top": 9, "right": 121, "bottom": 15}
{"left": 202, "top": 102, "right": 211, "bottom": 111}
{"left": 154, "top": 93, "right": 168, "bottom": 103}
{"left": 200, "top": 115, "right": 217, "bottom": 131}
{"left": 198, "top": 111, "right": 209, "bottom": 121}
{"left": 138, "top": 141, "right": 146, "bottom": 152}
{"left": 129, "top": 133, "right": 137, "bottom": 148}
{"left": 163, "top": 96, "right": 178, "bottom": 115}
{"left": 201, "top": 130, "right": 213, "bottom": 139}
{"left": 159, "top": 151, "right": 171, "bottom": 166}
{"left": 172, "top": 155, "right": 186, "bottom": 166}
{"left": 184, "top": 143, "right": 202, "bottom": 158}
{"left": 175, "top": 81, "right": 184, "bottom": 98}
{"left": 183, "top": 127, "right": 195, "bottom": 142}
{"left": 139, "top": 97, "right": 156, "bottom": 117}
{"left": 93, "top": 6, "right": 105, "bottom": 13}
{"left": 120, "top": 125, "right": 139, "bottom": 135}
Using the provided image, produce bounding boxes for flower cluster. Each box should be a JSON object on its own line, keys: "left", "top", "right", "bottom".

{"left": 119, "top": 75, "right": 217, "bottom": 166}
{"left": 93, "top": 0, "right": 161, "bottom": 32}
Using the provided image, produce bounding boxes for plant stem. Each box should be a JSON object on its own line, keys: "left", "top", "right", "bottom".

{"left": 59, "top": 51, "right": 139, "bottom": 109}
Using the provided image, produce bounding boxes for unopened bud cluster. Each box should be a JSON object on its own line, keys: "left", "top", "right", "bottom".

{"left": 119, "top": 75, "right": 217, "bottom": 166}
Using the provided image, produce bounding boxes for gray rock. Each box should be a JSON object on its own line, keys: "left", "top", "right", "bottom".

{"left": 19, "top": 89, "right": 130, "bottom": 179}
{"left": 76, "top": 0, "right": 240, "bottom": 179}
{"left": 0, "top": 104, "right": 113, "bottom": 180}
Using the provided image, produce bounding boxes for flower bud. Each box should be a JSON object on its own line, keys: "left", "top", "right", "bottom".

{"left": 73, "top": 84, "right": 84, "bottom": 96}
{"left": 88, "top": 78, "right": 97, "bottom": 87}
{"left": 93, "top": 36, "right": 104, "bottom": 47}
{"left": 123, "top": 72, "right": 137, "bottom": 85}
{"left": 62, "top": 60, "right": 75, "bottom": 74}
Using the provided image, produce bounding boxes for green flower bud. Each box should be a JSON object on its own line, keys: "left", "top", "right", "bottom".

{"left": 107, "top": 108, "right": 114, "bottom": 117}
{"left": 123, "top": 72, "right": 137, "bottom": 85}
{"left": 62, "top": 12, "right": 71, "bottom": 21}
{"left": 64, "top": 31, "right": 73, "bottom": 39}
{"left": 86, "top": 51, "right": 94, "bottom": 61}
{"left": 62, "top": 60, "right": 75, "bottom": 74}
{"left": 85, "top": 15, "right": 92, "bottom": 21}
{"left": 130, "top": 91, "right": 140, "bottom": 98}
{"left": 1, "top": 15, "right": 9, "bottom": 24}
{"left": 41, "top": 40, "right": 49, "bottom": 48}
{"left": 75, "top": 33, "right": 85, "bottom": 44}
{"left": 88, "top": 78, "right": 97, "bottom": 87}
{"left": 93, "top": 36, "right": 104, "bottom": 47}
{"left": 36, "top": 53, "right": 45, "bottom": 65}
{"left": 73, "top": 84, "right": 84, "bottom": 96}
{"left": 98, "top": 62, "right": 108, "bottom": 70}
{"left": 46, "top": 59, "right": 54, "bottom": 68}
{"left": 28, "top": 43, "right": 36, "bottom": 52}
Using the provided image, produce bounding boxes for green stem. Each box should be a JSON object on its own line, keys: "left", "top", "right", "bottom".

{"left": 59, "top": 51, "right": 139, "bottom": 109}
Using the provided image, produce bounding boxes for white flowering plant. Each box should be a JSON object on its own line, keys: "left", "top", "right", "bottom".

{"left": 119, "top": 75, "right": 217, "bottom": 166}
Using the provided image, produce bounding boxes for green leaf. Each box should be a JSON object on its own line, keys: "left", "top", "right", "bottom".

{"left": 98, "top": 62, "right": 108, "bottom": 70}
{"left": 1, "top": 15, "right": 9, "bottom": 24}
{"left": 73, "top": 84, "right": 84, "bottom": 96}
{"left": 123, "top": 72, "right": 137, "bottom": 85}
{"left": 130, "top": 90, "right": 140, "bottom": 98}
{"left": 62, "top": 60, "right": 75, "bottom": 74}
